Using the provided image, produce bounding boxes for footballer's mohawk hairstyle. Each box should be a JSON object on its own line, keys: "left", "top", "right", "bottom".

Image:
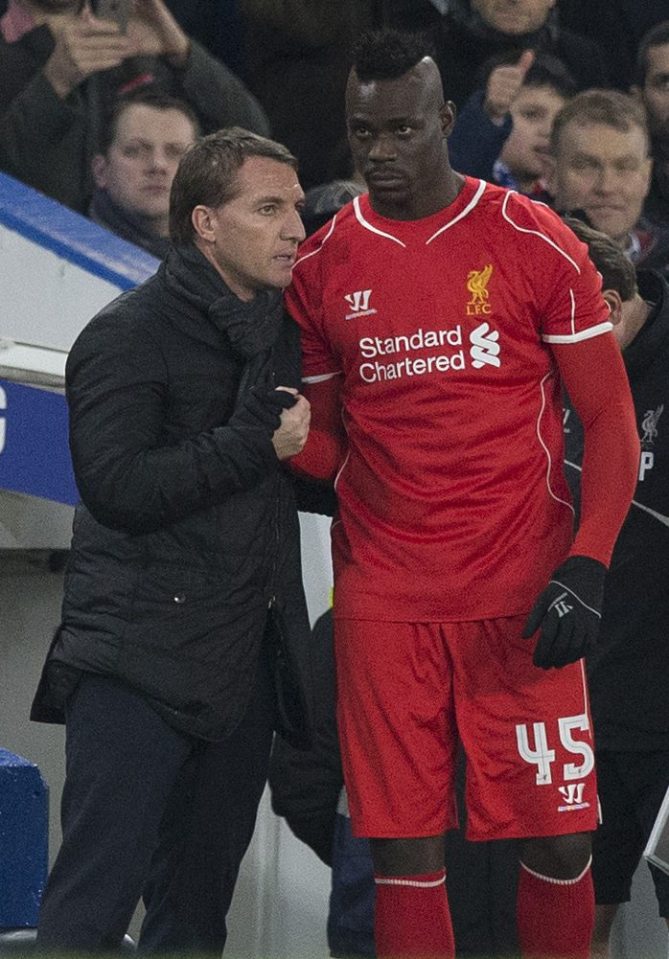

{"left": 352, "top": 28, "right": 436, "bottom": 82}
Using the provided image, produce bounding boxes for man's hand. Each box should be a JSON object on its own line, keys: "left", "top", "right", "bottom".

{"left": 522, "top": 555, "right": 607, "bottom": 669}
{"left": 272, "top": 390, "right": 311, "bottom": 461}
{"left": 44, "top": 4, "right": 133, "bottom": 99}
{"left": 125, "top": 0, "right": 190, "bottom": 66}
{"left": 483, "top": 49, "right": 535, "bottom": 124}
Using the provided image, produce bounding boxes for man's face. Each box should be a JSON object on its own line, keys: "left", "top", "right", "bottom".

{"left": 346, "top": 63, "right": 452, "bottom": 219}
{"left": 499, "top": 84, "right": 566, "bottom": 187}
{"left": 92, "top": 104, "right": 196, "bottom": 232}
{"left": 197, "top": 156, "right": 306, "bottom": 300}
{"left": 470, "top": 0, "right": 556, "bottom": 35}
{"left": 640, "top": 42, "right": 669, "bottom": 140}
{"left": 547, "top": 121, "right": 652, "bottom": 243}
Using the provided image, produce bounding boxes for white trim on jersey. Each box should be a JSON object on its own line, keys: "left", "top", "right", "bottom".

{"left": 294, "top": 213, "right": 338, "bottom": 267}
{"left": 537, "top": 372, "right": 575, "bottom": 515}
{"left": 302, "top": 371, "right": 341, "bottom": 384}
{"left": 352, "top": 195, "right": 407, "bottom": 247}
{"left": 501, "top": 191, "right": 581, "bottom": 274}
{"left": 542, "top": 321, "right": 613, "bottom": 344}
{"left": 425, "top": 178, "right": 487, "bottom": 244}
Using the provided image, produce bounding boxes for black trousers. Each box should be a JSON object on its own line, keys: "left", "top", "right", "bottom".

{"left": 36, "top": 652, "right": 275, "bottom": 955}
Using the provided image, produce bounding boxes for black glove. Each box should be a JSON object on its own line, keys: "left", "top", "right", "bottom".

{"left": 522, "top": 555, "right": 606, "bottom": 669}
{"left": 231, "top": 386, "right": 297, "bottom": 432}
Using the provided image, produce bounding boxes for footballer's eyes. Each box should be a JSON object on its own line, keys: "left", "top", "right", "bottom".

{"left": 350, "top": 124, "right": 373, "bottom": 140}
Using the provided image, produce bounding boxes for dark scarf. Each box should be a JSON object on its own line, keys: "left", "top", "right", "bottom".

{"left": 160, "top": 243, "right": 285, "bottom": 400}
{"left": 89, "top": 188, "right": 170, "bottom": 260}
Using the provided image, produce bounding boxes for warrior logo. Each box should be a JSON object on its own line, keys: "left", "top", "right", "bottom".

{"left": 466, "top": 264, "right": 493, "bottom": 315}
{"left": 470, "top": 322, "right": 501, "bottom": 368}
{"left": 344, "top": 289, "right": 377, "bottom": 320}
{"left": 549, "top": 591, "right": 573, "bottom": 618}
{"left": 641, "top": 404, "right": 664, "bottom": 446}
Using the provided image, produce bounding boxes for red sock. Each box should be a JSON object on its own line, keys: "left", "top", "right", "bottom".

{"left": 374, "top": 869, "right": 455, "bottom": 959}
{"left": 517, "top": 859, "right": 594, "bottom": 959}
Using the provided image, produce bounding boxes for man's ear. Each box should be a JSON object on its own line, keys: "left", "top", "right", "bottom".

{"left": 191, "top": 205, "right": 216, "bottom": 243}
{"left": 602, "top": 288, "right": 623, "bottom": 327}
{"left": 91, "top": 154, "right": 108, "bottom": 190}
{"left": 440, "top": 100, "right": 457, "bottom": 137}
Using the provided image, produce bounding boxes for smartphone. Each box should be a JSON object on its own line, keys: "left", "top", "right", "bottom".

{"left": 94, "top": 0, "right": 132, "bottom": 33}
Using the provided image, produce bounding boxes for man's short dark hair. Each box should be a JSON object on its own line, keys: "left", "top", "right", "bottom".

{"left": 351, "top": 28, "right": 436, "bottom": 82}
{"left": 634, "top": 19, "right": 669, "bottom": 87}
{"left": 100, "top": 89, "right": 201, "bottom": 156}
{"left": 550, "top": 89, "right": 649, "bottom": 156}
{"left": 564, "top": 216, "right": 638, "bottom": 301}
{"left": 169, "top": 127, "right": 298, "bottom": 246}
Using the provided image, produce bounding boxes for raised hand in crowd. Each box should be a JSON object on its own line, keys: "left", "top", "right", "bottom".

{"left": 124, "top": 0, "right": 191, "bottom": 67}
{"left": 43, "top": 2, "right": 132, "bottom": 99}
{"left": 483, "top": 48, "right": 535, "bottom": 125}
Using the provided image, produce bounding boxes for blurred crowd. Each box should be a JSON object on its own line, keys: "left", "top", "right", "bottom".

{"left": 1, "top": 0, "right": 669, "bottom": 272}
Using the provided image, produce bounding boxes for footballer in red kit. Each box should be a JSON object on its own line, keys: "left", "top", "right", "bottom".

{"left": 286, "top": 29, "right": 640, "bottom": 959}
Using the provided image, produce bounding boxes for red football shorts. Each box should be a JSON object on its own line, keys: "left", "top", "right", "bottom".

{"left": 334, "top": 617, "right": 598, "bottom": 841}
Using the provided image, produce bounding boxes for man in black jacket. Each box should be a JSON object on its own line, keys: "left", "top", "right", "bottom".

{"left": 31, "top": 126, "right": 312, "bottom": 955}
{"left": 563, "top": 218, "right": 669, "bottom": 959}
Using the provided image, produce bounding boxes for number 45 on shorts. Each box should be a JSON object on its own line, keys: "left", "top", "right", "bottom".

{"left": 516, "top": 714, "right": 594, "bottom": 786}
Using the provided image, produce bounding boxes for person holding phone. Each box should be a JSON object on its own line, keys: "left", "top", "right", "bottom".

{"left": 0, "top": 0, "right": 268, "bottom": 212}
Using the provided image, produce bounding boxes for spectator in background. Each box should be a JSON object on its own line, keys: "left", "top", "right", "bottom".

{"left": 562, "top": 217, "right": 669, "bottom": 959}
{"left": 425, "top": 0, "right": 608, "bottom": 113}
{"left": 449, "top": 50, "right": 576, "bottom": 194}
{"left": 546, "top": 89, "right": 669, "bottom": 279}
{"left": 89, "top": 89, "right": 198, "bottom": 258}
{"left": 633, "top": 21, "right": 669, "bottom": 228}
{"left": 0, "top": 0, "right": 268, "bottom": 212}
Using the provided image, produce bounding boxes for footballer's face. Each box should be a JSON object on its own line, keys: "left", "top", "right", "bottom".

{"left": 346, "top": 59, "right": 455, "bottom": 220}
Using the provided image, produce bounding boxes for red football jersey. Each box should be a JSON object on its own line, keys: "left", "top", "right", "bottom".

{"left": 286, "top": 178, "right": 612, "bottom": 621}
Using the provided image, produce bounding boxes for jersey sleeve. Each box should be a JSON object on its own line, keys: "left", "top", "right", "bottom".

{"left": 285, "top": 229, "right": 341, "bottom": 384}
{"left": 554, "top": 334, "right": 640, "bottom": 566}
{"left": 507, "top": 198, "right": 613, "bottom": 344}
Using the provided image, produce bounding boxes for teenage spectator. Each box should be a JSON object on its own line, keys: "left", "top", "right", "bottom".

{"left": 632, "top": 21, "right": 669, "bottom": 227}
{"left": 30, "top": 128, "right": 312, "bottom": 954}
{"left": 562, "top": 216, "right": 669, "bottom": 959}
{"left": 286, "top": 29, "right": 639, "bottom": 959}
{"left": 449, "top": 50, "right": 576, "bottom": 194}
{"left": 423, "top": 0, "right": 608, "bottom": 113}
{"left": 89, "top": 89, "right": 198, "bottom": 257}
{"left": 0, "top": 0, "right": 268, "bottom": 212}
{"left": 546, "top": 89, "right": 669, "bottom": 278}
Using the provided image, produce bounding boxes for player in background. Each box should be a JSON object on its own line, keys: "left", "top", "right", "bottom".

{"left": 286, "top": 29, "right": 640, "bottom": 959}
